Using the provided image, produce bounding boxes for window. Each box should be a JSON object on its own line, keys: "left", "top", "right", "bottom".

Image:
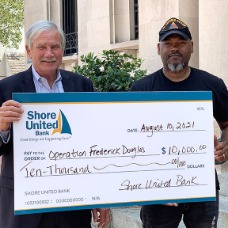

{"left": 62, "top": 0, "right": 77, "bottom": 55}
{"left": 133, "top": 0, "right": 139, "bottom": 40}
{"left": 110, "top": 0, "right": 138, "bottom": 43}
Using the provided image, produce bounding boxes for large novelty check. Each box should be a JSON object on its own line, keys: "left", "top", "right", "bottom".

{"left": 13, "top": 92, "right": 215, "bottom": 215}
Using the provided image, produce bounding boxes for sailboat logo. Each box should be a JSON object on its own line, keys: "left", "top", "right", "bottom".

{"left": 52, "top": 110, "right": 72, "bottom": 135}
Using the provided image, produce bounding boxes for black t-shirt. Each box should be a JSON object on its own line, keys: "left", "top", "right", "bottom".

{"left": 131, "top": 67, "right": 228, "bottom": 189}
{"left": 131, "top": 67, "right": 228, "bottom": 122}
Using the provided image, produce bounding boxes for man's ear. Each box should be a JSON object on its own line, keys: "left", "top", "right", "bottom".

{"left": 157, "top": 43, "right": 161, "bottom": 55}
{"left": 25, "top": 45, "right": 31, "bottom": 57}
{"left": 190, "top": 41, "right": 194, "bottom": 53}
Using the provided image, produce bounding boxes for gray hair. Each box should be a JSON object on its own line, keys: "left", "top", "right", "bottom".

{"left": 25, "top": 20, "right": 66, "bottom": 49}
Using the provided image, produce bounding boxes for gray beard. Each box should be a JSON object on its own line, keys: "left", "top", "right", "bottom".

{"left": 167, "top": 63, "right": 184, "bottom": 72}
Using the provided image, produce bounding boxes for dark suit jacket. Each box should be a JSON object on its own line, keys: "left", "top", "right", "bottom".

{"left": 0, "top": 67, "right": 94, "bottom": 228}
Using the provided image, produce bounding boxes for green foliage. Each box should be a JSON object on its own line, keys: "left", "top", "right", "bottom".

{"left": 0, "top": 0, "right": 24, "bottom": 48}
{"left": 73, "top": 50, "right": 147, "bottom": 91}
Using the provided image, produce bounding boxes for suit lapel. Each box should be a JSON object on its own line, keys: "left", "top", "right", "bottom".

{"left": 19, "top": 67, "right": 36, "bottom": 92}
{"left": 61, "top": 70, "right": 75, "bottom": 92}
{"left": 18, "top": 68, "right": 77, "bottom": 93}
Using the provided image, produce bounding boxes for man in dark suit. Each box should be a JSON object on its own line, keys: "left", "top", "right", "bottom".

{"left": 0, "top": 20, "right": 110, "bottom": 228}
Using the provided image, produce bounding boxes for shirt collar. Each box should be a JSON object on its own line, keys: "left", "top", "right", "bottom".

{"left": 32, "top": 66, "right": 62, "bottom": 83}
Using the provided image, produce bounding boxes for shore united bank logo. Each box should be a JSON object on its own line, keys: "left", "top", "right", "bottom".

{"left": 26, "top": 110, "right": 72, "bottom": 136}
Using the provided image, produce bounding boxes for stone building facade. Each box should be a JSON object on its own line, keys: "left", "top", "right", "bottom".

{"left": 22, "top": 0, "right": 228, "bottom": 86}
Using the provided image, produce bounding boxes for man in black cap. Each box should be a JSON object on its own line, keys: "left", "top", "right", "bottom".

{"left": 131, "top": 17, "right": 228, "bottom": 228}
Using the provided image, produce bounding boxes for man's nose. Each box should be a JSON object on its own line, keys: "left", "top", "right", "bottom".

{"left": 170, "top": 43, "right": 180, "bottom": 50}
{"left": 45, "top": 47, "right": 54, "bottom": 55}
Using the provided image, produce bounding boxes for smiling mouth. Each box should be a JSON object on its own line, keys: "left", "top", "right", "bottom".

{"left": 41, "top": 59, "right": 56, "bottom": 63}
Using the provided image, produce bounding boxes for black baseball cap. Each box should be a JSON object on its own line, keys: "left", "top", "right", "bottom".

{"left": 159, "top": 18, "right": 192, "bottom": 42}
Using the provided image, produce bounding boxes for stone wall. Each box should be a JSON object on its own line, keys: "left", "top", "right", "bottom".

{"left": 6, "top": 53, "right": 26, "bottom": 75}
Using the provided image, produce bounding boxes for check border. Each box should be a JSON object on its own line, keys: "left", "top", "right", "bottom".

{"left": 13, "top": 91, "right": 215, "bottom": 215}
